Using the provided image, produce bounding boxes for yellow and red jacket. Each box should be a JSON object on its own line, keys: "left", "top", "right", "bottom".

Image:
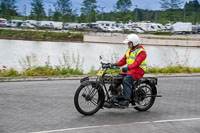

{"left": 118, "top": 45, "right": 147, "bottom": 80}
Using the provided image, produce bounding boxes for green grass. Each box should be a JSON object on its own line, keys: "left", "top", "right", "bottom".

{"left": 0, "top": 68, "right": 21, "bottom": 77}
{"left": 145, "top": 32, "right": 174, "bottom": 36}
{"left": 1, "top": 65, "right": 200, "bottom": 77}
{"left": 0, "top": 29, "right": 83, "bottom": 42}
{"left": 146, "top": 36, "right": 200, "bottom": 41}
{"left": 0, "top": 66, "right": 83, "bottom": 77}
{"left": 147, "top": 66, "right": 200, "bottom": 74}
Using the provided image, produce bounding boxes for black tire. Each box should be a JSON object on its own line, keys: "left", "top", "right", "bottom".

{"left": 74, "top": 82, "right": 104, "bottom": 116}
{"left": 134, "top": 84, "right": 156, "bottom": 111}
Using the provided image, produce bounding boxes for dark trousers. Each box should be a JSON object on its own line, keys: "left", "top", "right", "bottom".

{"left": 123, "top": 74, "right": 135, "bottom": 100}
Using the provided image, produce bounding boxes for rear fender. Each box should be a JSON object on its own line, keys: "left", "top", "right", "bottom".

{"left": 139, "top": 78, "right": 157, "bottom": 95}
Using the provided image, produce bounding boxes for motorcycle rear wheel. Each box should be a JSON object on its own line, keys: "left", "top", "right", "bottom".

{"left": 133, "top": 84, "right": 156, "bottom": 111}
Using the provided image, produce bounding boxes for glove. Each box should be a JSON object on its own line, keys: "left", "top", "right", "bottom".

{"left": 122, "top": 66, "right": 129, "bottom": 72}
{"left": 111, "top": 63, "right": 118, "bottom": 67}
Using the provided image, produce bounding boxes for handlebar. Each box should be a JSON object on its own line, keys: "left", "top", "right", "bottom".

{"left": 101, "top": 62, "right": 110, "bottom": 66}
{"left": 101, "top": 62, "right": 120, "bottom": 69}
{"left": 102, "top": 64, "right": 111, "bottom": 69}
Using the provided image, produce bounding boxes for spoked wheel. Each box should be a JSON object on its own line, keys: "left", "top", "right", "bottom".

{"left": 134, "top": 84, "right": 156, "bottom": 111}
{"left": 74, "top": 82, "right": 104, "bottom": 115}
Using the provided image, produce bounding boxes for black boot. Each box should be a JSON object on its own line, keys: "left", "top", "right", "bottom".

{"left": 103, "top": 102, "right": 113, "bottom": 108}
{"left": 119, "top": 100, "right": 129, "bottom": 107}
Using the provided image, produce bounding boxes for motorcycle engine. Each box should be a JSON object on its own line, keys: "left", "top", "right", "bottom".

{"left": 109, "top": 84, "right": 123, "bottom": 96}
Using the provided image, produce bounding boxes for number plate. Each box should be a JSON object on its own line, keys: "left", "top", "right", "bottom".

{"left": 97, "top": 70, "right": 104, "bottom": 77}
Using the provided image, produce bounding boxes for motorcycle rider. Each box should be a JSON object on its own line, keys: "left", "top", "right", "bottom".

{"left": 112, "top": 34, "right": 147, "bottom": 107}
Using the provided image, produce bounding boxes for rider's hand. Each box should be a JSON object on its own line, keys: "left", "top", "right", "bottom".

{"left": 111, "top": 63, "right": 118, "bottom": 67}
{"left": 122, "top": 66, "right": 129, "bottom": 72}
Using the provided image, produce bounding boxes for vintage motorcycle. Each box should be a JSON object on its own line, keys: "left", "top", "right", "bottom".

{"left": 74, "top": 62, "right": 161, "bottom": 116}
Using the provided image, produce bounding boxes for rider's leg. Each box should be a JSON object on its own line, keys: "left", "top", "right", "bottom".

{"left": 119, "top": 74, "right": 135, "bottom": 106}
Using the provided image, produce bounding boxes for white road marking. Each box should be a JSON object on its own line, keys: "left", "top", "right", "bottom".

{"left": 154, "top": 118, "right": 200, "bottom": 123}
{"left": 29, "top": 117, "right": 200, "bottom": 133}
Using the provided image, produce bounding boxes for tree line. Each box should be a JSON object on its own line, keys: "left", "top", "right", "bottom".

{"left": 0, "top": 0, "right": 200, "bottom": 24}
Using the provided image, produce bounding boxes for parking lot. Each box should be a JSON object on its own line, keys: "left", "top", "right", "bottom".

{"left": 0, "top": 77, "right": 200, "bottom": 133}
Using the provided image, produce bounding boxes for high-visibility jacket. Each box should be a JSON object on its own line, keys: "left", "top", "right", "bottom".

{"left": 126, "top": 48, "right": 147, "bottom": 72}
{"left": 118, "top": 45, "right": 147, "bottom": 80}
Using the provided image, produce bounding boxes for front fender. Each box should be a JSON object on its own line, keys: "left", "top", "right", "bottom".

{"left": 80, "top": 80, "right": 105, "bottom": 107}
{"left": 80, "top": 80, "right": 95, "bottom": 86}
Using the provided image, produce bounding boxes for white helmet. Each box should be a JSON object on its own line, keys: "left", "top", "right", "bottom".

{"left": 123, "top": 34, "right": 141, "bottom": 46}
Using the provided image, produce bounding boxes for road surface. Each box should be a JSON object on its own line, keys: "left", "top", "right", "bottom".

{"left": 0, "top": 77, "right": 200, "bottom": 133}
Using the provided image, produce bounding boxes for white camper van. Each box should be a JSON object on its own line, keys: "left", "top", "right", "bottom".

{"left": 63, "top": 23, "right": 80, "bottom": 29}
{"left": 152, "top": 23, "right": 165, "bottom": 31}
{"left": 133, "top": 22, "right": 158, "bottom": 32}
{"left": 6, "top": 20, "right": 23, "bottom": 27}
{"left": 96, "top": 21, "right": 116, "bottom": 28}
{"left": 53, "top": 22, "right": 63, "bottom": 30}
{"left": 172, "top": 22, "right": 192, "bottom": 34}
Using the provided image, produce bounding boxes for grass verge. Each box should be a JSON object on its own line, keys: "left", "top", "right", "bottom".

{"left": 0, "top": 29, "right": 83, "bottom": 42}
{"left": 1, "top": 65, "right": 200, "bottom": 77}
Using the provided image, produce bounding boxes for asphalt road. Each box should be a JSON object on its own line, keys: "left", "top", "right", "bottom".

{"left": 0, "top": 77, "right": 200, "bottom": 133}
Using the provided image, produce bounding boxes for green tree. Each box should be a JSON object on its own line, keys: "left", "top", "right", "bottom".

{"left": 160, "top": 0, "right": 183, "bottom": 9}
{"left": 53, "top": 11, "right": 62, "bottom": 21}
{"left": 55, "top": 0, "right": 72, "bottom": 23}
{"left": 115, "top": 0, "right": 132, "bottom": 23}
{"left": 0, "top": 0, "right": 17, "bottom": 19}
{"left": 80, "top": 0, "right": 98, "bottom": 23}
{"left": 184, "top": 0, "right": 200, "bottom": 24}
{"left": 30, "top": 0, "right": 46, "bottom": 21}
{"left": 160, "top": 0, "right": 183, "bottom": 22}
{"left": 47, "top": 6, "right": 53, "bottom": 21}
{"left": 116, "top": 0, "right": 132, "bottom": 12}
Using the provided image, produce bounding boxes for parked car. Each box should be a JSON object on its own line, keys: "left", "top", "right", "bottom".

{"left": 121, "top": 25, "right": 132, "bottom": 31}
{"left": 39, "top": 21, "right": 55, "bottom": 29}
{"left": 98, "top": 26, "right": 109, "bottom": 32}
{"left": 0, "top": 18, "right": 6, "bottom": 23}
{"left": 20, "top": 22, "right": 35, "bottom": 29}
{"left": 5, "top": 21, "right": 15, "bottom": 27}
{"left": 107, "top": 26, "right": 117, "bottom": 32}
{"left": 25, "top": 20, "right": 38, "bottom": 26}
{"left": 192, "top": 25, "right": 198, "bottom": 34}
{"left": 198, "top": 26, "right": 200, "bottom": 33}
{"left": 41, "top": 24, "right": 50, "bottom": 28}
{"left": 113, "top": 27, "right": 123, "bottom": 32}
{"left": 89, "top": 23, "right": 98, "bottom": 29}
{"left": 0, "top": 20, "right": 7, "bottom": 27}
{"left": 164, "top": 23, "right": 172, "bottom": 30}
{"left": 64, "top": 23, "right": 80, "bottom": 29}
{"left": 78, "top": 23, "right": 89, "bottom": 29}
{"left": 6, "top": 20, "right": 23, "bottom": 28}
{"left": 130, "top": 27, "right": 145, "bottom": 33}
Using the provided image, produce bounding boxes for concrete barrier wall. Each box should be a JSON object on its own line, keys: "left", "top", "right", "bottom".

{"left": 84, "top": 35, "right": 200, "bottom": 47}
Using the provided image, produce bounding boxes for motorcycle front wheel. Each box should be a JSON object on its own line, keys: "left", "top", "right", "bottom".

{"left": 74, "top": 82, "right": 104, "bottom": 115}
